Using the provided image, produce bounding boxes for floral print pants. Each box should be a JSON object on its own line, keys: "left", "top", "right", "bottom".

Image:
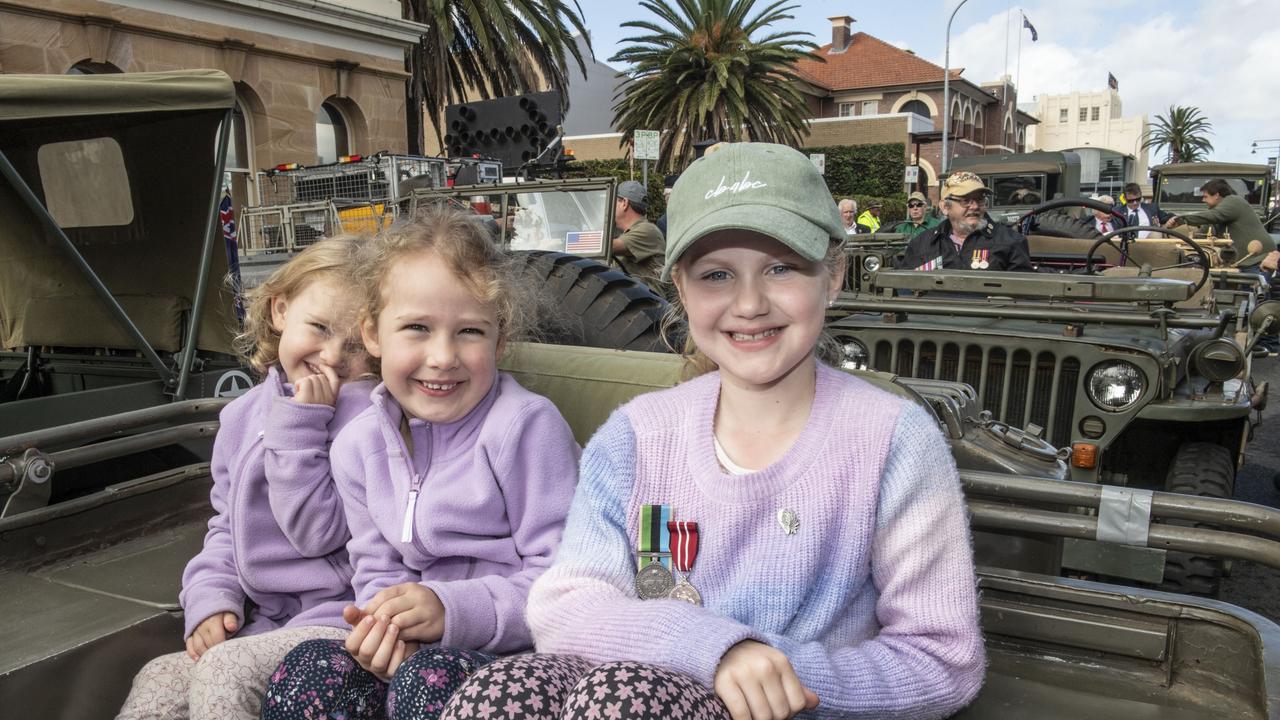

{"left": 260, "top": 639, "right": 494, "bottom": 720}
{"left": 438, "top": 655, "right": 731, "bottom": 720}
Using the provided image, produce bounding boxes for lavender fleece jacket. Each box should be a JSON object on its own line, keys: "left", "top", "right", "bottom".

{"left": 528, "top": 363, "right": 986, "bottom": 719}
{"left": 328, "top": 373, "right": 580, "bottom": 653}
{"left": 180, "top": 367, "right": 374, "bottom": 639}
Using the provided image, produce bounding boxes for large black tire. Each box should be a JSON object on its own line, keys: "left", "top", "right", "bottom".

{"left": 515, "top": 251, "right": 669, "bottom": 352}
{"left": 1030, "top": 210, "right": 1101, "bottom": 240}
{"left": 1158, "top": 442, "right": 1236, "bottom": 597}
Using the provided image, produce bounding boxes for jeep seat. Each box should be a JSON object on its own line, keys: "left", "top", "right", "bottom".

{"left": 499, "top": 343, "right": 684, "bottom": 444}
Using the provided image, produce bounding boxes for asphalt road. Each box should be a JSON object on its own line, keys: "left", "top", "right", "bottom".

{"left": 1219, "top": 355, "right": 1280, "bottom": 622}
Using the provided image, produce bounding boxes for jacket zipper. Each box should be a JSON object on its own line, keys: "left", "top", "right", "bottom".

{"left": 398, "top": 419, "right": 431, "bottom": 548}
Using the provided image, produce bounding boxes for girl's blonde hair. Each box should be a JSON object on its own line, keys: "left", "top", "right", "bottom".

{"left": 662, "top": 237, "right": 846, "bottom": 379}
{"left": 234, "top": 236, "right": 370, "bottom": 376}
{"left": 356, "top": 205, "right": 536, "bottom": 345}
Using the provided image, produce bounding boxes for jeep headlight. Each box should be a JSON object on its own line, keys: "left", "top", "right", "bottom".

{"left": 841, "top": 339, "right": 869, "bottom": 371}
{"left": 862, "top": 255, "right": 882, "bottom": 273}
{"left": 1086, "top": 361, "right": 1145, "bottom": 411}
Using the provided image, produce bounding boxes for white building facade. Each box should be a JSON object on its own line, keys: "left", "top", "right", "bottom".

{"left": 1025, "top": 89, "right": 1148, "bottom": 197}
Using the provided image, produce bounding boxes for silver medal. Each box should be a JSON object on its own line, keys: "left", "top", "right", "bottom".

{"left": 635, "top": 562, "right": 676, "bottom": 599}
{"left": 979, "top": 260, "right": 990, "bottom": 269}
{"left": 778, "top": 508, "right": 800, "bottom": 535}
{"left": 970, "top": 259, "right": 980, "bottom": 269}
{"left": 668, "top": 579, "right": 703, "bottom": 606}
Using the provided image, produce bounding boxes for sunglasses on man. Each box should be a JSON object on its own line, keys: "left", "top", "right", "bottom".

{"left": 907, "top": 202, "right": 925, "bottom": 208}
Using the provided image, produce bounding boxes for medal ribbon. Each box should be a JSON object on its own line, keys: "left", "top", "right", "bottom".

{"left": 667, "top": 521, "right": 699, "bottom": 572}
{"left": 638, "top": 504, "right": 672, "bottom": 570}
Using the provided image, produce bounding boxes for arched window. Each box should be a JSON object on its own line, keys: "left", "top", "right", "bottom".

{"left": 963, "top": 106, "right": 974, "bottom": 141}
{"left": 66, "top": 60, "right": 121, "bottom": 74}
{"left": 1003, "top": 118, "right": 1014, "bottom": 148}
{"left": 1016, "top": 126, "right": 1026, "bottom": 152}
{"left": 316, "top": 101, "right": 350, "bottom": 164}
{"left": 974, "top": 110, "right": 985, "bottom": 143}
{"left": 901, "top": 100, "right": 931, "bottom": 119}
{"left": 951, "top": 100, "right": 964, "bottom": 137}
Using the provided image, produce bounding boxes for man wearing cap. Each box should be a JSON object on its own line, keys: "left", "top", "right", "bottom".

{"left": 898, "top": 172, "right": 1034, "bottom": 272}
{"left": 890, "top": 192, "right": 941, "bottom": 239}
{"left": 857, "top": 200, "right": 883, "bottom": 233}
{"left": 611, "top": 180, "right": 666, "bottom": 290}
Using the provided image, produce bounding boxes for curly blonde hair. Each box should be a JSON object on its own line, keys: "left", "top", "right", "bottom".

{"left": 234, "top": 236, "right": 370, "bottom": 376}
{"left": 355, "top": 205, "right": 536, "bottom": 346}
{"left": 663, "top": 236, "right": 846, "bottom": 379}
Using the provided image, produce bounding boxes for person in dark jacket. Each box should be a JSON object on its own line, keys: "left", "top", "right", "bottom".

{"left": 897, "top": 172, "right": 1034, "bottom": 272}
{"left": 1119, "top": 182, "right": 1172, "bottom": 239}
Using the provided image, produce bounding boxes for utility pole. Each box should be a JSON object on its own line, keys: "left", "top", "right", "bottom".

{"left": 941, "top": 0, "right": 972, "bottom": 186}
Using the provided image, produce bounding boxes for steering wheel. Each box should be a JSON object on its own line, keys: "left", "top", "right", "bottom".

{"left": 1017, "top": 197, "right": 1211, "bottom": 294}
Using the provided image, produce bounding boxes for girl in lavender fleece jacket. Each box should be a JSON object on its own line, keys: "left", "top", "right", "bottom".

{"left": 441, "top": 144, "right": 985, "bottom": 720}
{"left": 117, "top": 238, "right": 376, "bottom": 720}
{"left": 260, "top": 208, "right": 580, "bottom": 720}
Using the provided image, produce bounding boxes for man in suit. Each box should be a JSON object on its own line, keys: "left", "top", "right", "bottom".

{"left": 1119, "top": 183, "right": 1171, "bottom": 239}
{"left": 1090, "top": 195, "right": 1127, "bottom": 236}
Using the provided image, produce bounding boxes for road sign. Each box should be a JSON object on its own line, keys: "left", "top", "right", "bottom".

{"left": 904, "top": 165, "right": 920, "bottom": 183}
{"left": 634, "top": 130, "right": 660, "bottom": 161}
{"left": 809, "top": 153, "right": 826, "bottom": 174}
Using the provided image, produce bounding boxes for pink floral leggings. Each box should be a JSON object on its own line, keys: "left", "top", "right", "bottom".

{"left": 438, "top": 654, "right": 731, "bottom": 720}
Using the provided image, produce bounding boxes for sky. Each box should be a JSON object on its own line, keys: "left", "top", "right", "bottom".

{"left": 573, "top": 0, "right": 1280, "bottom": 166}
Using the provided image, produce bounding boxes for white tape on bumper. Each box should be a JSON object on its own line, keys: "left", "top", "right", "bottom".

{"left": 1097, "top": 486, "right": 1154, "bottom": 546}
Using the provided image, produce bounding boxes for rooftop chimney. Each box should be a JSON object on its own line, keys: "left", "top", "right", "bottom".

{"left": 829, "top": 16, "right": 855, "bottom": 53}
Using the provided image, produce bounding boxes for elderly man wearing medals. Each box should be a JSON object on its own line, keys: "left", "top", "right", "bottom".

{"left": 634, "top": 504, "right": 702, "bottom": 605}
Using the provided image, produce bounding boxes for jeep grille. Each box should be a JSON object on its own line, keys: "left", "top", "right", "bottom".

{"left": 871, "top": 340, "right": 1080, "bottom": 447}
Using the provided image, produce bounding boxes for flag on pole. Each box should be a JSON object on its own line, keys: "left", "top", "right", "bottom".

{"left": 1108, "top": 72, "right": 1119, "bottom": 90}
{"left": 1022, "top": 13, "right": 1038, "bottom": 42}
{"left": 219, "top": 191, "right": 245, "bottom": 325}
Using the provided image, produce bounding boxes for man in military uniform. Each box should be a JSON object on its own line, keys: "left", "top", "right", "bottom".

{"left": 611, "top": 180, "right": 667, "bottom": 291}
{"left": 897, "top": 172, "right": 1034, "bottom": 272}
{"left": 889, "top": 191, "right": 940, "bottom": 239}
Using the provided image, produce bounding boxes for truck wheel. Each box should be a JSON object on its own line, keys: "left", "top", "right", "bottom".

{"left": 1159, "top": 442, "right": 1235, "bottom": 597}
{"left": 515, "top": 251, "right": 669, "bottom": 352}
{"left": 1031, "top": 210, "right": 1102, "bottom": 240}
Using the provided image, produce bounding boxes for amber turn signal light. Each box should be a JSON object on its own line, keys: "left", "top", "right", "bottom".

{"left": 1071, "top": 442, "right": 1098, "bottom": 469}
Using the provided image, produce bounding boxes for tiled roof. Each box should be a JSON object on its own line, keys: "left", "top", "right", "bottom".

{"left": 794, "top": 32, "right": 964, "bottom": 92}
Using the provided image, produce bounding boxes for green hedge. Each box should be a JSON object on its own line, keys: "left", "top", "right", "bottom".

{"left": 806, "top": 143, "right": 908, "bottom": 224}
{"left": 565, "top": 143, "right": 911, "bottom": 224}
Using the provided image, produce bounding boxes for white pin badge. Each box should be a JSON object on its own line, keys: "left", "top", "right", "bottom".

{"left": 778, "top": 508, "right": 800, "bottom": 535}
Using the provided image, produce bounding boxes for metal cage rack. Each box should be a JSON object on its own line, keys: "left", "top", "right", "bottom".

{"left": 255, "top": 154, "right": 448, "bottom": 207}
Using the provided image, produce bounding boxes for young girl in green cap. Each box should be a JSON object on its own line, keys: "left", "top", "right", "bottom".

{"left": 439, "top": 142, "right": 985, "bottom": 720}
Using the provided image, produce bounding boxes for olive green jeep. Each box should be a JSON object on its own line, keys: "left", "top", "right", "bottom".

{"left": 1152, "top": 161, "right": 1278, "bottom": 234}
{"left": 830, "top": 213, "right": 1273, "bottom": 595}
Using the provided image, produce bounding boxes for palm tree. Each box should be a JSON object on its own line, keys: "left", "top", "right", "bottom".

{"left": 1143, "top": 106, "right": 1214, "bottom": 164}
{"left": 609, "top": 0, "right": 819, "bottom": 171}
{"left": 402, "top": 0, "right": 593, "bottom": 152}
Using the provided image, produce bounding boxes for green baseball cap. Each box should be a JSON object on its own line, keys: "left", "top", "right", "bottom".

{"left": 661, "top": 143, "right": 844, "bottom": 281}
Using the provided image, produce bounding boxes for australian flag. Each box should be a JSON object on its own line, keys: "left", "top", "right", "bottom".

{"left": 220, "top": 192, "right": 245, "bottom": 325}
{"left": 1022, "top": 13, "right": 1038, "bottom": 42}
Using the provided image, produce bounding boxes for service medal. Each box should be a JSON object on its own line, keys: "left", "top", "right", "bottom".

{"left": 970, "top": 258, "right": 980, "bottom": 269}
{"left": 979, "top": 261, "right": 990, "bottom": 269}
{"left": 665, "top": 520, "right": 702, "bottom": 605}
{"left": 635, "top": 562, "right": 676, "bottom": 599}
{"left": 668, "top": 579, "right": 703, "bottom": 605}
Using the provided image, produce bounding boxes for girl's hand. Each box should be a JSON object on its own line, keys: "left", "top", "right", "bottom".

{"left": 713, "top": 640, "right": 819, "bottom": 720}
{"left": 343, "top": 612, "right": 415, "bottom": 681}
{"left": 361, "top": 582, "right": 446, "bottom": 643}
{"left": 293, "top": 366, "right": 340, "bottom": 406}
{"left": 185, "top": 612, "right": 239, "bottom": 660}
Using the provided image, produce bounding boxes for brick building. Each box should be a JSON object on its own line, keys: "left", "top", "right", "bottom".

{"left": 0, "top": 0, "right": 426, "bottom": 212}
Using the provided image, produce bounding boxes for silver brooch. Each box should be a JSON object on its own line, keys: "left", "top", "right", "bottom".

{"left": 778, "top": 508, "right": 800, "bottom": 535}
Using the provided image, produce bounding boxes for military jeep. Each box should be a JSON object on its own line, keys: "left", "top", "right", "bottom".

{"left": 829, "top": 232, "right": 1273, "bottom": 594}
{"left": 949, "top": 151, "right": 1091, "bottom": 232}
{"left": 1152, "top": 161, "right": 1278, "bottom": 233}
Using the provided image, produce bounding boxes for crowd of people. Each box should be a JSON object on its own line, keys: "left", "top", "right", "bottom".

{"left": 116, "top": 143, "right": 985, "bottom": 720}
